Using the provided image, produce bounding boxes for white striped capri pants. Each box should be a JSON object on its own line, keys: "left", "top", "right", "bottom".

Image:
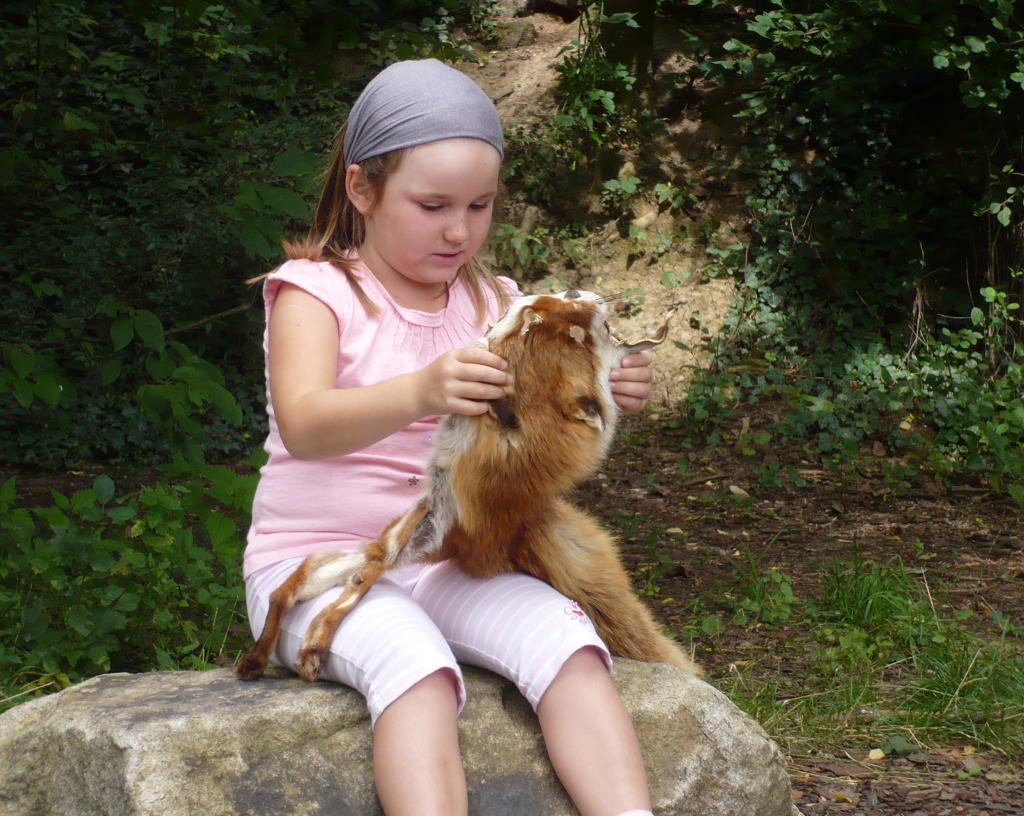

{"left": 245, "top": 556, "right": 612, "bottom": 726}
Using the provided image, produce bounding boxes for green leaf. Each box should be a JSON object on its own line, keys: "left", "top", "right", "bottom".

{"left": 997, "top": 207, "right": 1011, "bottom": 227}
{"left": 13, "top": 379, "right": 33, "bottom": 408}
{"left": 90, "top": 549, "right": 117, "bottom": 572}
{"left": 34, "top": 373, "right": 62, "bottom": 406}
{"left": 146, "top": 352, "right": 175, "bottom": 381}
{"left": 238, "top": 225, "right": 274, "bottom": 258}
{"left": 880, "top": 734, "right": 918, "bottom": 757}
{"left": 7, "top": 344, "right": 35, "bottom": 379}
{"left": 107, "top": 506, "right": 136, "bottom": 523}
{"left": 271, "top": 148, "right": 321, "bottom": 178}
{"left": 119, "top": 88, "right": 148, "bottom": 111}
{"left": 100, "top": 359, "right": 123, "bottom": 385}
{"left": 970, "top": 307, "right": 984, "bottom": 325}
{"left": 137, "top": 385, "right": 172, "bottom": 420}
{"left": 66, "top": 609, "right": 94, "bottom": 636}
{"left": 963, "top": 35, "right": 986, "bottom": 53}
{"left": 62, "top": 110, "right": 98, "bottom": 131}
{"left": 253, "top": 184, "right": 309, "bottom": 219}
{"left": 207, "top": 382, "right": 242, "bottom": 424}
{"left": 204, "top": 511, "right": 237, "bottom": 548}
{"left": 134, "top": 310, "right": 165, "bottom": 353}
{"left": 143, "top": 20, "right": 173, "bottom": 46}
{"left": 92, "top": 475, "right": 115, "bottom": 505}
{"left": 110, "top": 317, "right": 134, "bottom": 351}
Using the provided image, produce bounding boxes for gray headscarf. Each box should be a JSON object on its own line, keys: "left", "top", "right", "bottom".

{"left": 343, "top": 59, "right": 504, "bottom": 168}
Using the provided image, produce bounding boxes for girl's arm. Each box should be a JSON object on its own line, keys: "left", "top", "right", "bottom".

{"left": 268, "top": 283, "right": 512, "bottom": 460}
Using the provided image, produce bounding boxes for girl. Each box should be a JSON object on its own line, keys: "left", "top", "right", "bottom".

{"left": 245, "top": 59, "right": 657, "bottom": 816}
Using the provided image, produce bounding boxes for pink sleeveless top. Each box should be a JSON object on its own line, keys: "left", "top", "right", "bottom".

{"left": 244, "top": 257, "right": 517, "bottom": 578}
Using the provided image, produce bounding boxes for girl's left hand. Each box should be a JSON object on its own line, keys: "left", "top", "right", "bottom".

{"left": 610, "top": 351, "right": 654, "bottom": 414}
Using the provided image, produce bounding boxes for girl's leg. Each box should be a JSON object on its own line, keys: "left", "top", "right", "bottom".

{"left": 373, "top": 669, "right": 467, "bottom": 816}
{"left": 537, "top": 647, "right": 651, "bottom": 816}
{"left": 411, "top": 563, "right": 651, "bottom": 816}
{"left": 246, "top": 560, "right": 469, "bottom": 815}
{"left": 246, "top": 558, "right": 468, "bottom": 724}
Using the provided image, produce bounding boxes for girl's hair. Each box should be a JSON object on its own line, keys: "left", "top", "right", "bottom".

{"left": 255, "top": 123, "right": 512, "bottom": 323}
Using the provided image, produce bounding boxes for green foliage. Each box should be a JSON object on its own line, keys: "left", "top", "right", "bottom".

{"left": 493, "top": 223, "right": 552, "bottom": 276}
{"left": 726, "top": 538, "right": 799, "bottom": 625}
{"left": 503, "top": 1, "right": 651, "bottom": 210}
{"left": 714, "top": 544, "right": 1024, "bottom": 753}
{"left": 555, "top": 6, "right": 640, "bottom": 154}
{"left": 808, "top": 553, "right": 1024, "bottom": 751}
{"left": 0, "top": 0, "right": 482, "bottom": 467}
{"left": 1, "top": 292, "right": 247, "bottom": 465}
{"left": 0, "top": 461, "right": 258, "bottom": 708}
{"left": 675, "top": 1, "right": 1024, "bottom": 501}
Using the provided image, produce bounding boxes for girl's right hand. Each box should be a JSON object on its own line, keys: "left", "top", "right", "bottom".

{"left": 417, "top": 345, "right": 512, "bottom": 417}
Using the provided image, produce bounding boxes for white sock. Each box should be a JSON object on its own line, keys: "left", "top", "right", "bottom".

{"left": 614, "top": 811, "right": 654, "bottom": 816}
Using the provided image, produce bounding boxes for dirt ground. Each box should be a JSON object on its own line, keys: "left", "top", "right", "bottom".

{"left": 583, "top": 410, "right": 1024, "bottom": 816}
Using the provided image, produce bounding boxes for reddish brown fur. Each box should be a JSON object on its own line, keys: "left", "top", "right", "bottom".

{"left": 237, "top": 295, "right": 700, "bottom": 682}
{"left": 235, "top": 554, "right": 325, "bottom": 680}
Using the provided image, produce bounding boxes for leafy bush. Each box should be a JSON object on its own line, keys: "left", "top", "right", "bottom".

{"left": 677, "top": 1, "right": 1024, "bottom": 501}
{"left": 0, "top": 462, "right": 258, "bottom": 708}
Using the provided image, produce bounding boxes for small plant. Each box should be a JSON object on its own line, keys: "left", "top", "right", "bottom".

{"left": 493, "top": 223, "right": 551, "bottom": 276}
{"left": 554, "top": 7, "right": 639, "bottom": 154}
{"left": 726, "top": 537, "right": 800, "bottom": 626}
{"left": 600, "top": 174, "right": 642, "bottom": 210}
{"left": 731, "top": 567, "right": 798, "bottom": 626}
{"left": 653, "top": 181, "right": 696, "bottom": 215}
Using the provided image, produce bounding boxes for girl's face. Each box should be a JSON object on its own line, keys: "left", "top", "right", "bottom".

{"left": 349, "top": 137, "right": 501, "bottom": 310}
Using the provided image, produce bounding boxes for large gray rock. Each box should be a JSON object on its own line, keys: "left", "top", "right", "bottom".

{"left": 0, "top": 660, "right": 797, "bottom": 816}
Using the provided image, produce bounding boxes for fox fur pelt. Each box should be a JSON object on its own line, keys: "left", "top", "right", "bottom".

{"left": 236, "top": 290, "right": 700, "bottom": 682}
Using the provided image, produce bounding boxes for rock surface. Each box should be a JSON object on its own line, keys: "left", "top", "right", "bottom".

{"left": 0, "top": 660, "right": 797, "bottom": 816}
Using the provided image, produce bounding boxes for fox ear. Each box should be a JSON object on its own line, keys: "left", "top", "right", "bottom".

{"left": 488, "top": 396, "right": 520, "bottom": 430}
{"left": 573, "top": 395, "right": 604, "bottom": 431}
{"left": 519, "top": 308, "right": 544, "bottom": 336}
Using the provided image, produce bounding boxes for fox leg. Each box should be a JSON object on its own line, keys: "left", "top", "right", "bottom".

{"left": 294, "top": 501, "right": 432, "bottom": 682}
{"left": 521, "top": 505, "right": 701, "bottom": 675}
{"left": 235, "top": 550, "right": 365, "bottom": 680}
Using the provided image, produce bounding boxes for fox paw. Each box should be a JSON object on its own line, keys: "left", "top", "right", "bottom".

{"left": 235, "top": 649, "right": 267, "bottom": 681}
{"left": 295, "top": 648, "right": 325, "bottom": 683}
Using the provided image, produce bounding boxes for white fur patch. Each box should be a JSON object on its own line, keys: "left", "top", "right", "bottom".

{"left": 298, "top": 553, "right": 365, "bottom": 601}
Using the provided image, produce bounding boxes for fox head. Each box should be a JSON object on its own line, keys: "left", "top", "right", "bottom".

{"left": 481, "top": 290, "right": 670, "bottom": 456}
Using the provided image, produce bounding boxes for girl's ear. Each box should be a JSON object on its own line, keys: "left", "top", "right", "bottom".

{"left": 345, "top": 164, "right": 375, "bottom": 216}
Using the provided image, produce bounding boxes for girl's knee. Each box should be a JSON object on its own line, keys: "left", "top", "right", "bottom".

{"left": 565, "top": 645, "right": 610, "bottom": 671}
{"left": 540, "top": 646, "right": 613, "bottom": 707}
{"left": 373, "top": 667, "right": 463, "bottom": 728}
{"left": 411, "top": 667, "right": 462, "bottom": 700}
